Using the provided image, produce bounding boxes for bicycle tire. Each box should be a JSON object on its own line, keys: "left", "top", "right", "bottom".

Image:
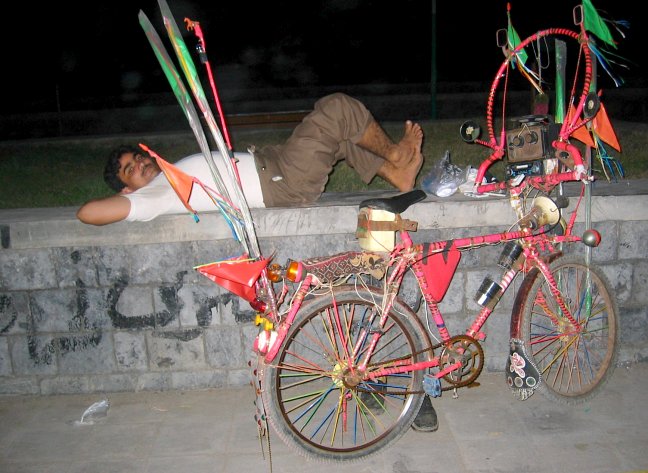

{"left": 517, "top": 254, "right": 619, "bottom": 404}
{"left": 262, "top": 285, "right": 427, "bottom": 462}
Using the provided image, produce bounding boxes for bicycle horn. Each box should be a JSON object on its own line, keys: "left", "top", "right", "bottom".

{"left": 520, "top": 196, "right": 561, "bottom": 230}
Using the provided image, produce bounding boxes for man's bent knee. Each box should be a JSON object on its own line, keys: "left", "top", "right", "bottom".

{"left": 315, "top": 92, "right": 353, "bottom": 108}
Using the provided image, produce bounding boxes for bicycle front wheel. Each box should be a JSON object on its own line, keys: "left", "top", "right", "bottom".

{"left": 519, "top": 254, "right": 619, "bottom": 404}
{"left": 262, "top": 285, "right": 428, "bottom": 462}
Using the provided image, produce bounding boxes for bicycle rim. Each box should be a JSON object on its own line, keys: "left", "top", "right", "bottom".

{"left": 263, "top": 285, "right": 426, "bottom": 462}
{"left": 521, "top": 254, "right": 619, "bottom": 404}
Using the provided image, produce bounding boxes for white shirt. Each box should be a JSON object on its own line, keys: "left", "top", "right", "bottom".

{"left": 125, "top": 151, "right": 264, "bottom": 222}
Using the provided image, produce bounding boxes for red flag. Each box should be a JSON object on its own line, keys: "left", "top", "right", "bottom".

{"left": 196, "top": 256, "right": 269, "bottom": 302}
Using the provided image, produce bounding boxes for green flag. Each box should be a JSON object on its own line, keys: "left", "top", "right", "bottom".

{"left": 507, "top": 11, "right": 528, "bottom": 66}
{"left": 583, "top": 0, "right": 617, "bottom": 48}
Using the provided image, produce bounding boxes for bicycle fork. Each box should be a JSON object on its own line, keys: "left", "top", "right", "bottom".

{"left": 256, "top": 275, "right": 314, "bottom": 362}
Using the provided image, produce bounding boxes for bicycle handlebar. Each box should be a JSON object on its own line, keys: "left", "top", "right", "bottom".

{"left": 476, "top": 169, "right": 592, "bottom": 195}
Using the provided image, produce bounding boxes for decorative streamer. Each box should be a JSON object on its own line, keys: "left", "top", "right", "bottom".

{"left": 582, "top": 0, "right": 630, "bottom": 87}
{"left": 594, "top": 136, "right": 625, "bottom": 181}
{"left": 506, "top": 3, "right": 543, "bottom": 94}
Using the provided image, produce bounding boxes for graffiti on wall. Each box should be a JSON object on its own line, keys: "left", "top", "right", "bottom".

{"left": 1, "top": 268, "right": 255, "bottom": 365}
{"left": 0, "top": 294, "right": 17, "bottom": 334}
{"left": 25, "top": 279, "right": 102, "bottom": 365}
{"left": 106, "top": 271, "right": 255, "bottom": 337}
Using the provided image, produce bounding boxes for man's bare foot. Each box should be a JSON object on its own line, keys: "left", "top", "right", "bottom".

{"left": 387, "top": 120, "right": 424, "bottom": 169}
{"left": 378, "top": 159, "right": 422, "bottom": 192}
{"left": 356, "top": 119, "right": 424, "bottom": 191}
{"left": 377, "top": 121, "right": 424, "bottom": 191}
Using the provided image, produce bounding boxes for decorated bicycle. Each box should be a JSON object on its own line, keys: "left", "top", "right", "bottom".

{"left": 139, "top": 0, "right": 625, "bottom": 464}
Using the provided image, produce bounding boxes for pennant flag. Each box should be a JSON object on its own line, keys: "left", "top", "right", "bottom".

{"left": 567, "top": 99, "right": 621, "bottom": 152}
{"left": 566, "top": 106, "right": 596, "bottom": 148}
{"left": 583, "top": 0, "right": 617, "bottom": 48}
{"left": 156, "top": 159, "right": 198, "bottom": 211}
{"left": 507, "top": 3, "right": 528, "bottom": 67}
{"left": 592, "top": 100, "right": 621, "bottom": 152}
{"left": 195, "top": 256, "right": 269, "bottom": 302}
{"left": 138, "top": 143, "right": 200, "bottom": 215}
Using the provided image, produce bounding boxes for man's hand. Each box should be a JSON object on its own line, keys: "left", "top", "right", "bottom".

{"left": 76, "top": 195, "right": 131, "bottom": 226}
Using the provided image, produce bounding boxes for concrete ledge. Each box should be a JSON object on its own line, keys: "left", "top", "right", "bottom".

{"left": 2, "top": 179, "right": 647, "bottom": 250}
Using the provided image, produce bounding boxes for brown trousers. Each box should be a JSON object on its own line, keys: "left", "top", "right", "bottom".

{"left": 253, "top": 93, "right": 385, "bottom": 207}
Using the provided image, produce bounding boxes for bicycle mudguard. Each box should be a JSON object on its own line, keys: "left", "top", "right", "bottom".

{"left": 505, "top": 338, "right": 541, "bottom": 401}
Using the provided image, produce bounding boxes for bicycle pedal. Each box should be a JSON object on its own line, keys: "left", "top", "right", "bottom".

{"left": 423, "top": 374, "right": 442, "bottom": 398}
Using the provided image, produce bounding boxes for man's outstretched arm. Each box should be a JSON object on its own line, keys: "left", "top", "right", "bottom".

{"left": 76, "top": 195, "right": 131, "bottom": 226}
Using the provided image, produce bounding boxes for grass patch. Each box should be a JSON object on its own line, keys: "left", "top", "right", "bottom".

{"left": 1, "top": 119, "right": 645, "bottom": 209}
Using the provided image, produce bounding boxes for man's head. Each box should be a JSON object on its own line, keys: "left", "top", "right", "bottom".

{"left": 104, "top": 145, "right": 161, "bottom": 193}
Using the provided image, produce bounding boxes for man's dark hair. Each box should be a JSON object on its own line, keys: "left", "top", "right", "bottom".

{"left": 103, "top": 145, "right": 141, "bottom": 192}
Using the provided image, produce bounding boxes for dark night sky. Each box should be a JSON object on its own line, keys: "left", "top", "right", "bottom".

{"left": 4, "top": 0, "right": 643, "bottom": 114}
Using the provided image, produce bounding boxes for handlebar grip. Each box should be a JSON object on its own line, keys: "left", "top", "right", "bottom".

{"left": 476, "top": 181, "right": 506, "bottom": 194}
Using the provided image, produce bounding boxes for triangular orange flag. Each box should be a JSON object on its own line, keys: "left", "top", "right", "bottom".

{"left": 155, "top": 157, "right": 198, "bottom": 212}
{"left": 592, "top": 102, "right": 621, "bottom": 152}
{"left": 565, "top": 106, "right": 596, "bottom": 148}
{"left": 138, "top": 143, "right": 199, "bottom": 214}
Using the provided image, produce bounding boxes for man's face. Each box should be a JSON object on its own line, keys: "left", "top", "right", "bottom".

{"left": 117, "top": 152, "right": 161, "bottom": 193}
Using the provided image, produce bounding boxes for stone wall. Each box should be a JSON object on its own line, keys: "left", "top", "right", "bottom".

{"left": 1, "top": 185, "right": 647, "bottom": 395}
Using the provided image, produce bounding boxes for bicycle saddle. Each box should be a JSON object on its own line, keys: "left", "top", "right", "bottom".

{"left": 359, "top": 189, "right": 427, "bottom": 214}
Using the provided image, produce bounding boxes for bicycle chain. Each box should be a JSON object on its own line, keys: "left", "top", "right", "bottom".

{"left": 358, "top": 335, "right": 483, "bottom": 395}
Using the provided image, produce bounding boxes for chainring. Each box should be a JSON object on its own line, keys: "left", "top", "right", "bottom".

{"left": 440, "top": 335, "right": 484, "bottom": 388}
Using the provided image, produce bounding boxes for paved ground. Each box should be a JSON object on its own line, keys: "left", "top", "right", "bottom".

{"left": 1, "top": 362, "right": 647, "bottom": 473}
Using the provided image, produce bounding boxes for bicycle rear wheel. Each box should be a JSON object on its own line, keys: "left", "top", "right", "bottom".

{"left": 518, "top": 254, "right": 619, "bottom": 404}
{"left": 262, "top": 285, "right": 427, "bottom": 462}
